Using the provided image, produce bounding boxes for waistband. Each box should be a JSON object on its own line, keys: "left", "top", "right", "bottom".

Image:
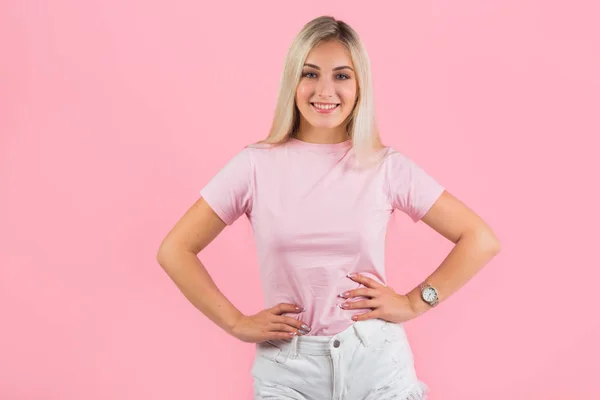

{"left": 262, "top": 318, "right": 403, "bottom": 360}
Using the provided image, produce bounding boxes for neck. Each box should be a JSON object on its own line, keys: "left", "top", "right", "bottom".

{"left": 295, "top": 120, "right": 349, "bottom": 144}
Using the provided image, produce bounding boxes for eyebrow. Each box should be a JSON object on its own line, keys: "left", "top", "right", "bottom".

{"left": 303, "top": 63, "right": 354, "bottom": 72}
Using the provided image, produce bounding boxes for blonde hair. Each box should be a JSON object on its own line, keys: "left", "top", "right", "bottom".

{"left": 251, "top": 15, "right": 387, "bottom": 167}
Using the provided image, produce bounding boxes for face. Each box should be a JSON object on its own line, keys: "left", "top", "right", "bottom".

{"left": 295, "top": 40, "right": 358, "bottom": 136}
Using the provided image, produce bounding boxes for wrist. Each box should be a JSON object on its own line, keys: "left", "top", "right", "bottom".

{"left": 224, "top": 311, "right": 245, "bottom": 336}
{"left": 406, "top": 287, "right": 431, "bottom": 317}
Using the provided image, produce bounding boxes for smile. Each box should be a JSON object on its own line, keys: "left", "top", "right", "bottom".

{"left": 311, "top": 102, "right": 340, "bottom": 113}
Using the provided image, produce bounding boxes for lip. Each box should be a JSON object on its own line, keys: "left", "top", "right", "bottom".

{"left": 311, "top": 102, "right": 340, "bottom": 114}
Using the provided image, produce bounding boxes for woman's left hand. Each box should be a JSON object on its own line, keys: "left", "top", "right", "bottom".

{"left": 340, "top": 273, "right": 419, "bottom": 323}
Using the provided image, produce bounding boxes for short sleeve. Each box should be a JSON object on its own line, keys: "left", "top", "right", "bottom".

{"left": 385, "top": 149, "right": 445, "bottom": 223}
{"left": 199, "top": 147, "right": 254, "bottom": 225}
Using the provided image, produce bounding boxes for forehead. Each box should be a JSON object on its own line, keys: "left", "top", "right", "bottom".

{"left": 304, "top": 40, "right": 354, "bottom": 69}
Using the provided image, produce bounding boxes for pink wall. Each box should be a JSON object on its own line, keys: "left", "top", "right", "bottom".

{"left": 1, "top": 1, "right": 598, "bottom": 399}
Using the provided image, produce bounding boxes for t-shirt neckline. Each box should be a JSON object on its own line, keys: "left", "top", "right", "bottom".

{"left": 288, "top": 137, "right": 352, "bottom": 153}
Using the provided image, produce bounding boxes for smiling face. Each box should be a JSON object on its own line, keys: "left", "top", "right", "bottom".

{"left": 294, "top": 40, "right": 358, "bottom": 142}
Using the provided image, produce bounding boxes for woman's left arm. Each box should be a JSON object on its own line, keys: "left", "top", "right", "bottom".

{"left": 342, "top": 189, "right": 501, "bottom": 322}
{"left": 406, "top": 190, "right": 501, "bottom": 316}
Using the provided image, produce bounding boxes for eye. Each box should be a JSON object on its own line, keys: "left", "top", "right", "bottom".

{"left": 301, "top": 72, "right": 351, "bottom": 80}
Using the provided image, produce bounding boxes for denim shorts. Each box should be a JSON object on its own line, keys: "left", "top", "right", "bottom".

{"left": 250, "top": 318, "right": 429, "bottom": 400}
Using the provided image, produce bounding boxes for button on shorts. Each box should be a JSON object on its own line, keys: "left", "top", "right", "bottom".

{"left": 250, "top": 318, "right": 429, "bottom": 399}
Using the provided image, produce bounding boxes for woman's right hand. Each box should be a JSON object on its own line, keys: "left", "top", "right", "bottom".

{"left": 230, "top": 303, "right": 312, "bottom": 343}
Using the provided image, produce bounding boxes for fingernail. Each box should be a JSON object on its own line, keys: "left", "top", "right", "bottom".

{"left": 347, "top": 273, "right": 356, "bottom": 278}
{"left": 340, "top": 291, "right": 350, "bottom": 297}
{"left": 341, "top": 303, "right": 349, "bottom": 309}
{"left": 289, "top": 331, "right": 297, "bottom": 336}
{"left": 301, "top": 324, "right": 310, "bottom": 331}
{"left": 299, "top": 329, "right": 309, "bottom": 335}
{"left": 296, "top": 305, "right": 304, "bottom": 311}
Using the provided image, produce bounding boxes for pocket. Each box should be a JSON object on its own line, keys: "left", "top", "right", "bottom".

{"left": 369, "top": 324, "right": 415, "bottom": 368}
{"left": 255, "top": 340, "right": 284, "bottom": 363}
{"left": 253, "top": 377, "right": 303, "bottom": 399}
{"left": 251, "top": 342, "right": 299, "bottom": 393}
{"left": 383, "top": 324, "right": 416, "bottom": 367}
{"left": 368, "top": 322, "right": 406, "bottom": 350}
{"left": 382, "top": 322, "right": 408, "bottom": 342}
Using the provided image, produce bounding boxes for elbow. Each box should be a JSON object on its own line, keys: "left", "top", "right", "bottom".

{"left": 488, "top": 238, "right": 501, "bottom": 255}
{"left": 462, "top": 228, "right": 501, "bottom": 254}
{"left": 156, "top": 248, "right": 169, "bottom": 267}
{"left": 157, "top": 240, "right": 196, "bottom": 267}
{"left": 156, "top": 241, "right": 176, "bottom": 267}
{"left": 481, "top": 231, "right": 501, "bottom": 255}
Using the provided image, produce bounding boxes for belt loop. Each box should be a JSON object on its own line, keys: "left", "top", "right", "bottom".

{"left": 290, "top": 334, "right": 299, "bottom": 359}
{"left": 275, "top": 346, "right": 288, "bottom": 364}
{"left": 353, "top": 322, "right": 370, "bottom": 348}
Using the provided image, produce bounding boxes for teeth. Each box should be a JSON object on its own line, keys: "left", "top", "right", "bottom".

{"left": 313, "top": 103, "right": 338, "bottom": 110}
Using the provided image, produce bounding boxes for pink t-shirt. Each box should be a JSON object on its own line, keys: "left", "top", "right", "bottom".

{"left": 200, "top": 137, "right": 445, "bottom": 336}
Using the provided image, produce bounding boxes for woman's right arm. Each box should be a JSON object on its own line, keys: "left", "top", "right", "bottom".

{"left": 156, "top": 197, "right": 244, "bottom": 334}
{"left": 156, "top": 197, "right": 308, "bottom": 341}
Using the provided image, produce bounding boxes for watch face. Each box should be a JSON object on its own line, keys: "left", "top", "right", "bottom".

{"left": 422, "top": 287, "right": 438, "bottom": 302}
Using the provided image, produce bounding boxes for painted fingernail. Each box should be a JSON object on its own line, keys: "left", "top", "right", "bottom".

{"left": 296, "top": 305, "right": 305, "bottom": 311}
{"left": 341, "top": 291, "right": 350, "bottom": 297}
{"left": 341, "top": 303, "right": 349, "bottom": 309}
{"left": 289, "top": 331, "right": 297, "bottom": 336}
{"left": 301, "top": 324, "right": 310, "bottom": 331}
{"left": 347, "top": 273, "right": 356, "bottom": 278}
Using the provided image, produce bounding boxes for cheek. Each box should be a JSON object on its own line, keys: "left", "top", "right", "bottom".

{"left": 296, "top": 82, "right": 313, "bottom": 100}
{"left": 340, "top": 85, "right": 357, "bottom": 104}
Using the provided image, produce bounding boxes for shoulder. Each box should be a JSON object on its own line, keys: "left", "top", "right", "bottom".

{"left": 381, "top": 145, "right": 436, "bottom": 166}
{"left": 379, "top": 146, "right": 412, "bottom": 168}
{"left": 228, "top": 139, "right": 282, "bottom": 159}
{"left": 381, "top": 145, "right": 411, "bottom": 158}
{"left": 246, "top": 139, "right": 290, "bottom": 151}
{"left": 241, "top": 139, "right": 292, "bottom": 161}
{"left": 379, "top": 146, "right": 436, "bottom": 180}
{"left": 212, "top": 140, "right": 286, "bottom": 175}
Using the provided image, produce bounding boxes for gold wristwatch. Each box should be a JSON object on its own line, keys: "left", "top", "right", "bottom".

{"left": 419, "top": 282, "right": 439, "bottom": 307}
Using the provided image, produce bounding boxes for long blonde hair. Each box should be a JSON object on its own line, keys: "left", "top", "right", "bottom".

{"left": 251, "top": 15, "right": 387, "bottom": 167}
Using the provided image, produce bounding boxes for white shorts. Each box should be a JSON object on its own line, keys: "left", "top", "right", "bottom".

{"left": 251, "top": 318, "right": 429, "bottom": 399}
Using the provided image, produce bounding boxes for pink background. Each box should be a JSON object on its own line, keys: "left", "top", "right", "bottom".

{"left": 1, "top": 1, "right": 599, "bottom": 399}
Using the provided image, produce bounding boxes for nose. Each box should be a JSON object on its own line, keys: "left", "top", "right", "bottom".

{"left": 316, "top": 77, "right": 335, "bottom": 99}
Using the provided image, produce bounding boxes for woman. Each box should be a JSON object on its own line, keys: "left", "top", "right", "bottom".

{"left": 157, "top": 16, "right": 500, "bottom": 399}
